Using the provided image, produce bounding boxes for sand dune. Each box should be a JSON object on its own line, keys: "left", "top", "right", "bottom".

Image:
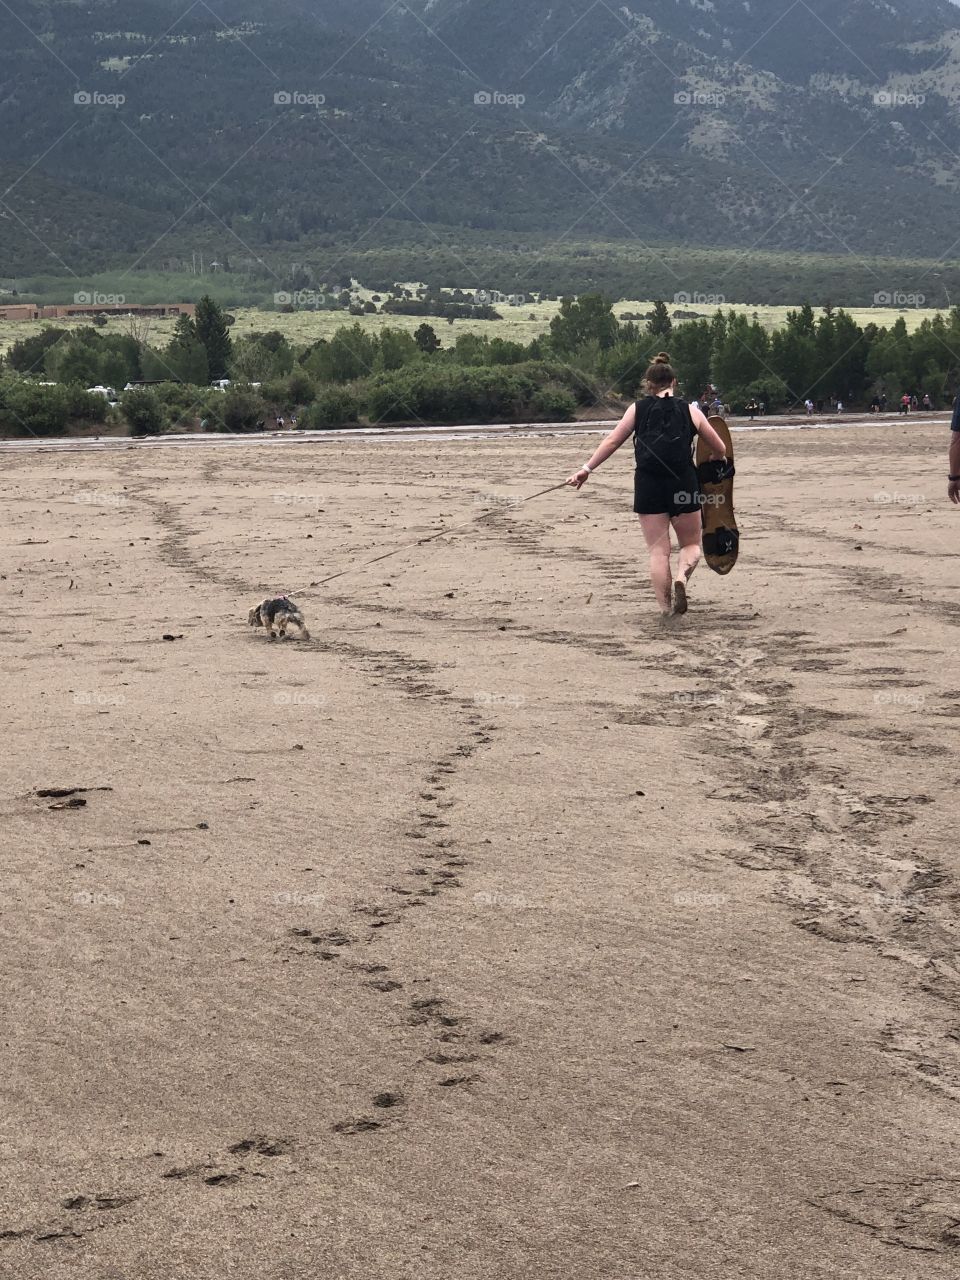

{"left": 2, "top": 420, "right": 959, "bottom": 1278}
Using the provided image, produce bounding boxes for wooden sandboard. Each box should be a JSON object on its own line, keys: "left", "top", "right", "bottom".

{"left": 696, "top": 415, "right": 739, "bottom": 575}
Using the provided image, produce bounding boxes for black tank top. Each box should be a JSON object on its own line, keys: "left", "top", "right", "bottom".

{"left": 633, "top": 395, "right": 696, "bottom": 475}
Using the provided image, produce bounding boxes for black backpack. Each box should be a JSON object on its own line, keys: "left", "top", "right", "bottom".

{"left": 633, "top": 395, "right": 694, "bottom": 475}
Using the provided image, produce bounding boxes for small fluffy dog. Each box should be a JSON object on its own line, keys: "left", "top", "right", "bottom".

{"left": 248, "top": 596, "right": 310, "bottom": 641}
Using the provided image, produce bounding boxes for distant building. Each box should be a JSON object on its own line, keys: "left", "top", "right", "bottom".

{"left": 0, "top": 304, "right": 40, "bottom": 322}
{"left": 0, "top": 303, "right": 196, "bottom": 323}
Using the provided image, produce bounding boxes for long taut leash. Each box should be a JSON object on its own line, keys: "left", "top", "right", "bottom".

{"left": 295, "top": 481, "right": 570, "bottom": 592}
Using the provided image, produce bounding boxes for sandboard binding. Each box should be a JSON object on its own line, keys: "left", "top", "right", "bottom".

{"left": 697, "top": 415, "right": 740, "bottom": 575}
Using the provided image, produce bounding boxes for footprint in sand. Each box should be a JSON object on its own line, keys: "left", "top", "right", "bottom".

{"left": 332, "top": 1117, "right": 382, "bottom": 1135}
{"left": 812, "top": 1176, "right": 960, "bottom": 1252}
{"left": 62, "top": 1194, "right": 139, "bottom": 1210}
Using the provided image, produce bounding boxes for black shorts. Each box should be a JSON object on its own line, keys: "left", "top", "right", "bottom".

{"left": 633, "top": 467, "right": 701, "bottom": 517}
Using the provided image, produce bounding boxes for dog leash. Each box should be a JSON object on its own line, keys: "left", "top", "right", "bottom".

{"left": 298, "top": 480, "right": 569, "bottom": 591}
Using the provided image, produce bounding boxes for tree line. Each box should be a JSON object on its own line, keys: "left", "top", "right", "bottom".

{"left": 2, "top": 294, "right": 960, "bottom": 437}
{"left": 547, "top": 296, "right": 960, "bottom": 410}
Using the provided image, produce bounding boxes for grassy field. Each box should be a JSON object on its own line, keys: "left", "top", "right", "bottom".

{"left": 0, "top": 300, "right": 946, "bottom": 360}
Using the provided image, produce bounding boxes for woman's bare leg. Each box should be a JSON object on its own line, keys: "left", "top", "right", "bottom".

{"left": 670, "top": 512, "right": 703, "bottom": 615}
{"left": 638, "top": 514, "right": 673, "bottom": 614}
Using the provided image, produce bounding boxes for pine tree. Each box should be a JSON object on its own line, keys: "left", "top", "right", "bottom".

{"left": 415, "top": 323, "right": 441, "bottom": 354}
{"left": 166, "top": 314, "right": 208, "bottom": 384}
{"left": 194, "top": 295, "right": 233, "bottom": 380}
{"left": 646, "top": 300, "right": 673, "bottom": 340}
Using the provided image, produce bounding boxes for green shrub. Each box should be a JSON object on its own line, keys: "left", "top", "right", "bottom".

{"left": 367, "top": 365, "right": 529, "bottom": 423}
{"left": 61, "top": 385, "right": 107, "bottom": 422}
{"left": 530, "top": 386, "right": 576, "bottom": 421}
{"left": 520, "top": 359, "right": 600, "bottom": 406}
{"left": 122, "top": 388, "right": 164, "bottom": 436}
{"left": 365, "top": 361, "right": 582, "bottom": 424}
{"left": 0, "top": 379, "right": 107, "bottom": 437}
{"left": 301, "top": 388, "right": 361, "bottom": 427}
{"left": 0, "top": 378, "right": 70, "bottom": 437}
{"left": 488, "top": 338, "right": 529, "bottom": 365}
{"left": 302, "top": 324, "right": 376, "bottom": 383}
{"left": 264, "top": 368, "right": 318, "bottom": 406}
{"left": 217, "top": 384, "right": 266, "bottom": 432}
{"left": 150, "top": 381, "right": 206, "bottom": 429}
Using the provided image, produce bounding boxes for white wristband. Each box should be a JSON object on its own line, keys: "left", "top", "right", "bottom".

{"left": 582, "top": 463, "right": 593, "bottom": 473}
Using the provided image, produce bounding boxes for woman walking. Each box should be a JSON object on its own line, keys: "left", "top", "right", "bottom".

{"left": 566, "top": 352, "right": 729, "bottom": 617}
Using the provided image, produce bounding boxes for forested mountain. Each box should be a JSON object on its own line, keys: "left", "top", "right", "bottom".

{"left": 2, "top": 0, "right": 960, "bottom": 278}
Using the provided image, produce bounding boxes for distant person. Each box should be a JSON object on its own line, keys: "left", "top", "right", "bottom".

{"left": 950, "top": 390, "right": 960, "bottom": 503}
{"left": 758, "top": 400, "right": 766, "bottom": 416}
{"left": 277, "top": 415, "right": 285, "bottom": 429}
{"left": 836, "top": 399, "right": 844, "bottom": 413}
{"left": 911, "top": 394, "right": 919, "bottom": 412}
{"left": 805, "top": 398, "right": 814, "bottom": 415}
{"left": 870, "top": 396, "right": 879, "bottom": 413}
{"left": 880, "top": 393, "right": 888, "bottom": 412}
{"left": 923, "top": 393, "right": 932, "bottom": 411}
{"left": 746, "top": 398, "right": 758, "bottom": 421}
{"left": 290, "top": 414, "right": 298, "bottom": 428}
{"left": 566, "top": 352, "right": 729, "bottom": 617}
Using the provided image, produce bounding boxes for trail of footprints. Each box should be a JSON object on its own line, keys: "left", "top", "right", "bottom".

{"left": 0, "top": 1136, "right": 296, "bottom": 1248}
{"left": 682, "top": 633, "right": 960, "bottom": 1111}
{"left": 136, "top": 491, "right": 251, "bottom": 594}
{"left": 267, "top": 599, "right": 511, "bottom": 1135}
{"left": 286, "top": 716, "right": 509, "bottom": 1136}
{"left": 652, "top": 628, "right": 960, "bottom": 1247}
{"left": 2, "top": 695, "right": 507, "bottom": 1250}
{"left": 136, "top": 480, "right": 510, "bottom": 1122}
{"left": 0, "top": 483, "right": 515, "bottom": 1255}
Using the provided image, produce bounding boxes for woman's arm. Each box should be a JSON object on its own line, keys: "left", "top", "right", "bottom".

{"left": 565, "top": 404, "right": 637, "bottom": 489}
{"left": 949, "top": 418, "right": 960, "bottom": 503}
{"left": 690, "top": 405, "right": 727, "bottom": 460}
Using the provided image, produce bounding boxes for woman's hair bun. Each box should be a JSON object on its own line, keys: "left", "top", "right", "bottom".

{"left": 653, "top": 351, "right": 671, "bottom": 365}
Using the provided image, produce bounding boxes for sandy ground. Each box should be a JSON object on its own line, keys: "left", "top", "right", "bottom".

{"left": 2, "top": 419, "right": 959, "bottom": 1279}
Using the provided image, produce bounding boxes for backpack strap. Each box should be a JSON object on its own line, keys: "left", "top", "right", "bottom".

{"left": 632, "top": 397, "right": 654, "bottom": 435}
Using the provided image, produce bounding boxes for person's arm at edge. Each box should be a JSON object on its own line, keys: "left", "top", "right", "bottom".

{"left": 949, "top": 393, "right": 960, "bottom": 503}
{"left": 566, "top": 403, "right": 638, "bottom": 489}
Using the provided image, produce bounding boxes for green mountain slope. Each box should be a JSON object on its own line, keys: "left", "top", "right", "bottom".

{"left": 1, "top": 0, "right": 960, "bottom": 277}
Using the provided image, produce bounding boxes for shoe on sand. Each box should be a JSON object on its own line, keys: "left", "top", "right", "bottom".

{"left": 672, "top": 579, "right": 688, "bottom": 616}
